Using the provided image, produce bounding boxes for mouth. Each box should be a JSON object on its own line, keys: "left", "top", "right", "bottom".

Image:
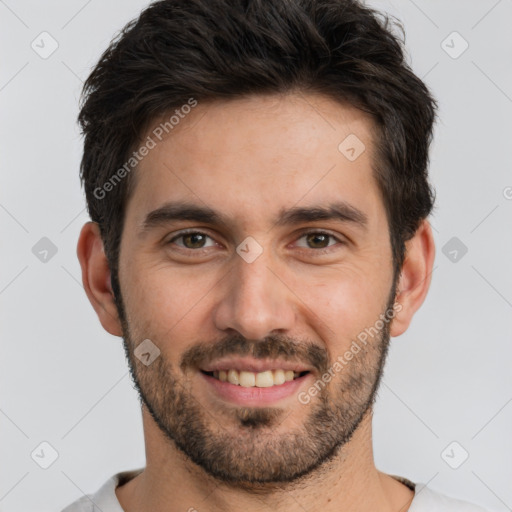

{"left": 200, "top": 369, "right": 310, "bottom": 388}
{"left": 198, "top": 359, "right": 313, "bottom": 406}
{"left": 198, "top": 357, "right": 314, "bottom": 405}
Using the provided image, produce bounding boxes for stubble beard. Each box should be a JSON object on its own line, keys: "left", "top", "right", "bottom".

{"left": 116, "top": 286, "right": 396, "bottom": 488}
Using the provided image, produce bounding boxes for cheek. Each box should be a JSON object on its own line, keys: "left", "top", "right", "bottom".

{"left": 299, "top": 271, "right": 390, "bottom": 350}
{"left": 121, "top": 262, "right": 218, "bottom": 345}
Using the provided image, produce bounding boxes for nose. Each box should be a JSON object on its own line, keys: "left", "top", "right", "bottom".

{"left": 212, "top": 247, "right": 296, "bottom": 341}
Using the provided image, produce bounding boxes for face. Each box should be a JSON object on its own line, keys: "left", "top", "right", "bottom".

{"left": 115, "top": 93, "right": 398, "bottom": 485}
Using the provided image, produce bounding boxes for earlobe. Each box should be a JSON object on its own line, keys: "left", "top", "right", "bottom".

{"left": 76, "top": 221, "right": 123, "bottom": 337}
{"left": 390, "top": 219, "right": 436, "bottom": 337}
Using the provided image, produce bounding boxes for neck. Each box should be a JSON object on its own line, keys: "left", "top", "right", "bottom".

{"left": 116, "top": 406, "right": 414, "bottom": 512}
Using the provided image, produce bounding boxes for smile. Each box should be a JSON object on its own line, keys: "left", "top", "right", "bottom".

{"left": 201, "top": 369, "right": 309, "bottom": 388}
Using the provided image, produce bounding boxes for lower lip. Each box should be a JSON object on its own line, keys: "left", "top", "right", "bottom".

{"left": 201, "top": 371, "right": 311, "bottom": 406}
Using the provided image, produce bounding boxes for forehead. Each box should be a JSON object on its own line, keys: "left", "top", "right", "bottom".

{"left": 125, "top": 93, "right": 384, "bottom": 232}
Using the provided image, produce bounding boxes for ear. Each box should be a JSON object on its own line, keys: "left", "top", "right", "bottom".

{"left": 76, "top": 221, "right": 123, "bottom": 337}
{"left": 390, "top": 219, "right": 436, "bottom": 337}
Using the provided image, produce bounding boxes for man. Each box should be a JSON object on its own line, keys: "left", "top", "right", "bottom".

{"left": 62, "top": 0, "right": 489, "bottom": 511}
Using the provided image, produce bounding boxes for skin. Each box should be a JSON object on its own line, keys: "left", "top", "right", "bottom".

{"left": 77, "top": 92, "right": 435, "bottom": 512}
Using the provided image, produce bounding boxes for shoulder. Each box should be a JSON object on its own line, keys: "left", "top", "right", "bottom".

{"left": 410, "top": 483, "right": 490, "bottom": 512}
{"left": 60, "top": 468, "right": 144, "bottom": 512}
{"left": 61, "top": 493, "right": 95, "bottom": 512}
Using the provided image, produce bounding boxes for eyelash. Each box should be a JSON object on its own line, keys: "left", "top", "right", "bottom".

{"left": 166, "top": 229, "right": 345, "bottom": 255}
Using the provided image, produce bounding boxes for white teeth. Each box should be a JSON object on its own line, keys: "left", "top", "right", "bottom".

{"left": 239, "top": 370, "right": 256, "bottom": 387}
{"left": 227, "top": 369, "right": 240, "bottom": 385}
{"left": 210, "top": 368, "right": 306, "bottom": 387}
{"left": 284, "top": 370, "right": 295, "bottom": 382}
{"left": 273, "top": 369, "right": 286, "bottom": 385}
{"left": 255, "top": 370, "right": 274, "bottom": 387}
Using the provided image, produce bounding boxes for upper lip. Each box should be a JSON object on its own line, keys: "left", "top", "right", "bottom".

{"left": 199, "top": 357, "right": 313, "bottom": 374}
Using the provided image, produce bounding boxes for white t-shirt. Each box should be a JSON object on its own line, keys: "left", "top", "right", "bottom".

{"left": 61, "top": 468, "right": 490, "bottom": 512}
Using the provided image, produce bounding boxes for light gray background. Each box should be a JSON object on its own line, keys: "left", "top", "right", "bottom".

{"left": 1, "top": 1, "right": 511, "bottom": 511}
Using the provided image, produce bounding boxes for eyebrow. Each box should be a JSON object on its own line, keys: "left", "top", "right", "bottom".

{"left": 140, "top": 200, "right": 368, "bottom": 235}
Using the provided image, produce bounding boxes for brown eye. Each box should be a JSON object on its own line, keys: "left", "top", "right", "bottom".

{"left": 168, "top": 231, "right": 215, "bottom": 250}
{"left": 295, "top": 231, "right": 342, "bottom": 251}
{"left": 182, "top": 233, "right": 207, "bottom": 249}
{"left": 304, "top": 233, "right": 331, "bottom": 249}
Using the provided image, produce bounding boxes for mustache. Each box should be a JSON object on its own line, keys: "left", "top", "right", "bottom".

{"left": 180, "top": 333, "right": 329, "bottom": 374}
